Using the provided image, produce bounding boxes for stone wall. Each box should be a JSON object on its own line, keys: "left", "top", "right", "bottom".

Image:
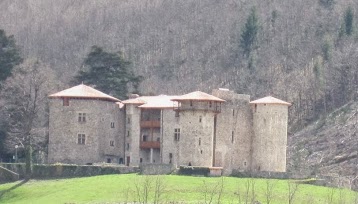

{"left": 251, "top": 104, "right": 288, "bottom": 172}
{"left": 140, "top": 164, "right": 175, "bottom": 175}
{"left": 48, "top": 98, "right": 124, "bottom": 164}
{"left": 125, "top": 104, "right": 141, "bottom": 166}
{"left": 0, "top": 166, "right": 19, "bottom": 183}
{"left": 212, "top": 89, "right": 253, "bottom": 175}
{"left": 178, "top": 105, "right": 216, "bottom": 167}
{"left": 161, "top": 109, "right": 180, "bottom": 166}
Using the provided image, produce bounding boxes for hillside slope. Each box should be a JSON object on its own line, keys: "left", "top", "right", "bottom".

{"left": 288, "top": 101, "right": 358, "bottom": 189}
{"left": 0, "top": 1, "right": 356, "bottom": 122}
{"left": 0, "top": 0, "right": 357, "bottom": 180}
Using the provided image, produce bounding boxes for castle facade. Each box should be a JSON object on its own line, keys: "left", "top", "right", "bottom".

{"left": 48, "top": 84, "right": 291, "bottom": 174}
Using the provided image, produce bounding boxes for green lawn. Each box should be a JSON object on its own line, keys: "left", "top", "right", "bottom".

{"left": 0, "top": 174, "right": 357, "bottom": 203}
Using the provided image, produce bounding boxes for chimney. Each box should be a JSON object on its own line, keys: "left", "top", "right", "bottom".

{"left": 128, "top": 93, "right": 140, "bottom": 99}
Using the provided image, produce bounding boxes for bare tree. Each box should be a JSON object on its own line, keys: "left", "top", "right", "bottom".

{"left": 287, "top": 180, "right": 300, "bottom": 204}
{"left": 153, "top": 175, "right": 167, "bottom": 204}
{"left": 133, "top": 175, "right": 167, "bottom": 204}
{"left": 0, "top": 59, "right": 56, "bottom": 178}
{"left": 264, "top": 179, "right": 276, "bottom": 204}
{"left": 325, "top": 187, "right": 336, "bottom": 204}
{"left": 202, "top": 177, "right": 225, "bottom": 204}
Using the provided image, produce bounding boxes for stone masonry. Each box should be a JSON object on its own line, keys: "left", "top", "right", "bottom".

{"left": 48, "top": 85, "right": 291, "bottom": 174}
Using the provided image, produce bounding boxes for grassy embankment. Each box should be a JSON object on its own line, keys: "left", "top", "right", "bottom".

{"left": 0, "top": 174, "right": 357, "bottom": 203}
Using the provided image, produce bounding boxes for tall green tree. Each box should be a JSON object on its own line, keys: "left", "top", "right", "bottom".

{"left": 340, "top": 7, "right": 354, "bottom": 37}
{"left": 75, "top": 46, "right": 142, "bottom": 99}
{"left": 344, "top": 7, "right": 354, "bottom": 36}
{"left": 240, "top": 7, "right": 260, "bottom": 57}
{"left": 0, "top": 29, "right": 22, "bottom": 86}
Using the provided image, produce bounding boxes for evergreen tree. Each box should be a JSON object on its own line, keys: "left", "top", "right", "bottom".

{"left": 75, "top": 46, "right": 142, "bottom": 99}
{"left": 0, "top": 29, "right": 22, "bottom": 86}
{"left": 344, "top": 7, "right": 354, "bottom": 36}
{"left": 240, "top": 7, "right": 260, "bottom": 57}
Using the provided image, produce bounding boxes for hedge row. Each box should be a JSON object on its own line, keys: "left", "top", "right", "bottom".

{"left": 178, "top": 166, "right": 210, "bottom": 176}
{"left": 0, "top": 163, "right": 139, "bottom": 179}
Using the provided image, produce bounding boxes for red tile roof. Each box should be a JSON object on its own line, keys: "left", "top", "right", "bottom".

{"left": 123, "top": 95, "right": 178, "bottom": 109}
{"left": 138, "top": 95, "right": 179, "bottom": 109}
{"left": 249, "top": 96, "right": 291, "bottom": 106}
{"left": 171, "top": 91, "right": 225, "bottom": 102}
{"left": 121, "top": 97, "right": 146, "bottom": 105}
{"left": 48, "top": 84, "right": 121, "bottom": 102}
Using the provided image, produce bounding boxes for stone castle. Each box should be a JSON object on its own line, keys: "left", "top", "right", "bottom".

{"left": 48, "top": 84, "right": 291, "bottom": 174}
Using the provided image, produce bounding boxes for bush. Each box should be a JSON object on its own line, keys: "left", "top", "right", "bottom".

{"left": 178, "top": 166, "right": 210, "bottom": 176}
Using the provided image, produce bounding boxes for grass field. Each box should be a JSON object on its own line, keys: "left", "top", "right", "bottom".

{"left": 0, "top": 174, "right": 357, "bottom": 203}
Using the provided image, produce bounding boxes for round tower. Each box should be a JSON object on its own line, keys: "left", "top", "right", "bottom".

{"left": 249, "top": 96, "right": 291, "bottom": 172}
{"left": 171, "top": 91, "right": 225, "bottom": 167}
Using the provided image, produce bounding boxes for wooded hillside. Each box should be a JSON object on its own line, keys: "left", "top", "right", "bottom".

{"left": 1, "top": 0, "right": 357, "bottom": 130}
{"left": 0, "top": 0, "right": 357, "bottom": 128}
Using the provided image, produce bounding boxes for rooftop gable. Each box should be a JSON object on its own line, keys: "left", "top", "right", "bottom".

{"left": 123, "top": 95, "right": 178, "bottom": 109}
{"left": 249, "top": 96, "right": 291, "bottom": 106}
{"left": 48, "top": 84, "right": 121, "bottom": 102}
{"left": 171, "top": 91, "right": 225, "bottom": 102}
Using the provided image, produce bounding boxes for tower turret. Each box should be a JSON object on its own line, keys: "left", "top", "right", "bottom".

{"left": 250, "top": 96, "right": 291, "bottom": 172}
{"left": 171, "top": 91, "right": 225, "bottom": 167}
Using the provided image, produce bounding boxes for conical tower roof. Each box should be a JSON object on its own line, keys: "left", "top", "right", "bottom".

{"left": 49, "top": 84, "right": 120, "bottom": 102}
{"left": 171, "top": 91, "right": 225, "bottom": 102}
{"left": 249, "top": 96, "right": 291, "bottom": 106}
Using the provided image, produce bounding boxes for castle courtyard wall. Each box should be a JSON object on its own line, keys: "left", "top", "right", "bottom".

{"left": 161, "top": 109, "right": 180, "bottom": 166}
{"left": 212, "top": 89, "right": 253, "bottom": 174}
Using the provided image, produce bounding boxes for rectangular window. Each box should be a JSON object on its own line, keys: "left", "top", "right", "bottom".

{"left": 143, "top": 135, "right": 148, "bottom": 141}
{"left": 126, "top": 143, "right": 130, "bottom": 150}
{"left": 174, "top": 128, "right": 180, "bottom": 141}
{"left": 127, "top": 131, "right": 130, "bottom": 137}
{"left": 231, "top": 131, "right": 234, "bottom": 143}
{"left": 199, "top": 116, "right": 202, "bottom": 122}
{"left": 209, "top": 102, "right": 212, "bottom": 108}
{"left": 77, "top": 134, "right": 86, "bottom": 145}
{"left": 127, "top": 117, "right": 131, "bottom": 124}
{"left": 111, "top": 122, "right": 115, "bottom": 128}
{"left": 63, "top": 98, "right": 69, "bottom": 106}
{"left": 190, "top": 101, "right": 193, "bottom": 106}
{"left": 110, "top": 140, "right": 114, "bottom": 146}
{"left": 232, "top": 109, "right": 235, "bottom": 116}
{"left": 78, "top": 113, "right": 86, "bottom": 122}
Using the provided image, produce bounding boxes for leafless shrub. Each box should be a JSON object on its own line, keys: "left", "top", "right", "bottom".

{"left": 287, "top": 180, "right": 300, "bottom": 204}
{"left": 325, "top": 187, "right": 335, "bottom": 204}
{"left": 243, "top": 178, "right": 257, "bottom": 204}
{"left": 338, "top": 188, "right": 347, "bottom": 204}
{"left": 133, "top": 175, "right": 167, "bottom": 204}
{"left": 153, "top": 175, "right": 167, "bottom": 204}
{"left": 202, "top": 177, "right": 225, "bottom": 204}
{"left": 264, "top": 179, "right": 276, "bottom": 204}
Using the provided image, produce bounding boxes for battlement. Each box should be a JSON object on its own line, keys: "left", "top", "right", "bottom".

{"left": 212, "top": 88, "right": 250, "bottom": 102}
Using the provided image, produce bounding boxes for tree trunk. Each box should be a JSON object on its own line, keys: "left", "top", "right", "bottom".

{"left": 25, "top": 139, "right": 33, "bottom": 180}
